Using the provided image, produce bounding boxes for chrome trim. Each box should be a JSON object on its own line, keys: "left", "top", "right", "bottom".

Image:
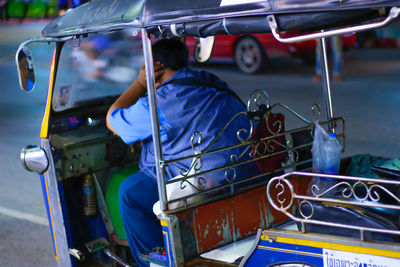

{"left": 222, "top": 18, "right": 232, "bottom": 35}
{"left": 266, "top": 171, "right": 400, "bottom": 240}
{"left": 141, "top": 29, "right": 168, "bottom": 211}
{"left": 239, "top": 229, "right": 262, "bottom": 267}
{"left": 247, "top": 90, "right": 270, "bottom": 113}
{"left": 167, "top": 215, "right": 184, "bottom": 266}
{"left": 20, "top": 145, "right": 49, "bottom": 174}
{"left": 170, "top": 24, "right": 179, "bottom": 37}
{"left": 318, "top": 37, "right": 335, "bottom": 131}
{"left": 68, "top": 248, "right": 84, "bottom": 261}
{"left": 267, "top": 7, "right": 400, "bottom": 43}
{"left": 17, "top": 36, "right": 75, "bottom": 49}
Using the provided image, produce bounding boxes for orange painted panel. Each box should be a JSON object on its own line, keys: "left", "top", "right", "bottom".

{"left": 232, "top": 186, "right": 268, "bottom": 238}
{"left": 175, "top": 185, "right": 270, "bottom": 253}
{"left": 192, "top": 199, "right": 234, "bottom": 252}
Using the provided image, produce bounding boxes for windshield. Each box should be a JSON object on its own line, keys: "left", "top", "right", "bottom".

{"left": 52, "top": 30, "right": 143, "bottom": 111}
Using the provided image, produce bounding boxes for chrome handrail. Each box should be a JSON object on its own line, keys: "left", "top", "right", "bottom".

{"left": 267, "top": 171, "right": 400, "bottom": 241}
{"left": 267, "top": 7, "right": 400, "bottom": 43}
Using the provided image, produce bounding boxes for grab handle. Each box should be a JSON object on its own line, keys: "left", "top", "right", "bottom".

{"left": 267, "top": 7, "right": 400, "bottom": 43}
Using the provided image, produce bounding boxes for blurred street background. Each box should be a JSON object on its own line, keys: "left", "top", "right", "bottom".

{"left": 0, "top": 4, "right": 400, "bottom": 266}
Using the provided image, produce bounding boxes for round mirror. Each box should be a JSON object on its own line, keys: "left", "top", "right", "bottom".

{"left": 16, "top": 46, "right": 36, "bottom": 92}
{"left": 194, "top": 36, "right": 215, "bottom": 63}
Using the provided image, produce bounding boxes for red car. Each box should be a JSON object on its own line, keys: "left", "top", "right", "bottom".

{"left": 186, "top": 32, "right": 356, "bottom": 73}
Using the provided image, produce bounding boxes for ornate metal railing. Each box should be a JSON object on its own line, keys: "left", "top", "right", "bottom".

{"left": 267, "top": 171, "right": 400, "bottom": 241}
{"left": 161, "top": 90, "right": 346, "bottom": 211}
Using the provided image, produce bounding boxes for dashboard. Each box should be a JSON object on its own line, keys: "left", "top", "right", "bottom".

{"left": 50, "top": 102, "right": 138, "bottom": 181}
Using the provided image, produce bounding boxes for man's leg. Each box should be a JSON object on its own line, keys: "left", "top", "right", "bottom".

{"left": 119, "top": 171, "right": 164, "bottom": 266}
{"left": 331, "top": 36, "right": 343, "bottom": 79}
{"left": 315, "top": 42, "right": 322, "bottom": 76}
{"left": 313, "top": 40, "right": 323, "bottom": 81}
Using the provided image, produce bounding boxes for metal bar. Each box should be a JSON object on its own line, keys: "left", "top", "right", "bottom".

{"left": 164, "top": 162, "right": 315, "bottom": 208}
{"left": 141, "top": 29, "right": 168, "bottom": 211}
{"left": 166, "top": 164, "right": 298, "bottom": 205}
{"left": 281, "top": 171, "right": 400, "bottom": 185}
{"left": 267, "top": 171, "right": 400, "bottom": 241}
{"left": 267, "top": 7, "right": 400, "bottom": 43}
{"left": 318, "top": 37, "right": 335, "bottom": 131}
{"left": 103, "top": 249, "right": 132, "bottom": 267}
{"left": 296, "top": 195, "right": 400, "bottom": 211}
{"left": 284, "top": 211, "right": 400, "bottom": 237}
{"left": 164, "top": 117, "right": 344, "bottom": 165}
{"left": 17, "top": 36, "right": 75, "bottom": 51}
{"left": 164, "top": 139, "right": 317, "bottom": 186}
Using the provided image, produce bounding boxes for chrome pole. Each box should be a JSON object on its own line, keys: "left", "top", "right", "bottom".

{"left": 318, "top": 36, "right": 335, "bottom": 132}
{"left": 141, "top": 29, "right": 167, "bottom": 211}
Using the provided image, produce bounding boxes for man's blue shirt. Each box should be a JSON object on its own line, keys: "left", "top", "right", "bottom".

{"left": 108, "top": 67, "right": 258, "bottom": 185}
{"left": 108, "top": 96, "right": 169, "bottom": 144}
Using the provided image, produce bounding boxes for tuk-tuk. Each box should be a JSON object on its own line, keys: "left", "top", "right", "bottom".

{"left": 16, "top": 0, "right": 400, "bottom": 266}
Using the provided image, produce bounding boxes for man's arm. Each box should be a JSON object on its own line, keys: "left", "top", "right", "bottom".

{"left": 106, "top": 62, "right": 164, "bottom": 134}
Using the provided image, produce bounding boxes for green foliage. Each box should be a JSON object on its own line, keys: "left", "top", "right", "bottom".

{"left": 8, "top": 0, "right": 25, "bottom": 18}
{"left": 7, "top": 0, "right": 59, "bottom": 19}
{"left": 26, "top": 0, "right": 47, "bottom": 18}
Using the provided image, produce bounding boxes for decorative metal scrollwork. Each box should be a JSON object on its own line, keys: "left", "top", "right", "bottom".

{"left": 247, "top": 90, "right": 270, "bottom": 113}
{"left": 310, "top": 181, "right": 353, "bottom": 198}
{"left": 178, "top": 156, "right": 203, "bottom": 177}
{"left": 311, "top": 103, "right": 321, "bottom": 122}
{"left": 224, "top": 167, "right": 237, "bottom": 183}
{"left": 180, "top": 176, "right": 207, "bottom": 191}
{"left": 310, "top": 179, "right": 400, "bottom": 204}
{"left": 191, "top": 131, "right": 202, "bottom": 153}
{"left": 298, "top": 200, "right": 314, "bottom": 220}
{"left": 267, "top": 172, "right": 400, "bottom": 240}
{"left": 164, "top": 88, "right": 345, "bottom": 211}
{"left": 266, "top": 177, "right": 295, "bottom": 212}
{"left": 205, "top": 112, "right": 253, "bottom": 151}
{"left": 285, "top": 139, "right": 299, "bottom": 164}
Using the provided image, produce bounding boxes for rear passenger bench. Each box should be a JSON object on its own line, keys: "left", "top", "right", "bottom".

{"left": 145, "top": 90, "right": 345, "bottom": 266}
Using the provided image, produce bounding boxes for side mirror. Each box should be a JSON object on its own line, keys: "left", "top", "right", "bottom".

{"left": 193, "top": 36, "right": 215, "bottom": 63}
{"left": 16, "top": 46, "right": 36, "bottom": 93}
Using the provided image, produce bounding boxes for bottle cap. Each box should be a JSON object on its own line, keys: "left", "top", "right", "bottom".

{"left": 328, "top": 132, "right": 336, "bottom": 138}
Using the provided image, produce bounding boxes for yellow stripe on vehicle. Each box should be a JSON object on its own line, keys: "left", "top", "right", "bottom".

{"left": 261, "top": 233, "right": 400, "bottom": 259}
{"left": 160, "top": 220, "right": 168, "bottom": 227}
{"left": 40, "top": 48, "right": 57, "bottom": 138}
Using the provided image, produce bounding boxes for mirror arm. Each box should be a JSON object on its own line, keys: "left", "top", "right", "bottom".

{"left": 17, "top": 36, "right": 75, "bottom": 51}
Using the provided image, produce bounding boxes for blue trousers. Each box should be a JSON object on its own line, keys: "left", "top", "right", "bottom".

{"left": 315, "top": 36, "right": 343, "bottom": 77}
{"left": 119, "top": 171, "right": 164, "bottom": 266}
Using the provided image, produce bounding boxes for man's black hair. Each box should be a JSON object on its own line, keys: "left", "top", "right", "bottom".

{"left": 152, "top": 38, "right": 189, "bottom": 71}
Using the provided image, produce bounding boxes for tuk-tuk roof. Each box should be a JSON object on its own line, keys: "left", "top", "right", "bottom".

{"left": 42, "top": 0, "right": 400, "bottom": 38}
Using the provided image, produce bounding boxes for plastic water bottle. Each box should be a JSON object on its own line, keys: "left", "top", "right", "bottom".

{"left": 83, "top": 174, "right": 96, "bottom": 216}
{"left": 322, "top": 132, "right": 342, "bottom": 175}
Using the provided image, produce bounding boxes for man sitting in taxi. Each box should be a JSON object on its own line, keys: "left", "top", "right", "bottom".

{"left": 106, "top": 38, "right": 257, "bottom": 266}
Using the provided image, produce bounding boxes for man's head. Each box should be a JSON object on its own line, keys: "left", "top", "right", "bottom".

{"left": 152, "top": 38, "right": 189, "bottom": 71}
